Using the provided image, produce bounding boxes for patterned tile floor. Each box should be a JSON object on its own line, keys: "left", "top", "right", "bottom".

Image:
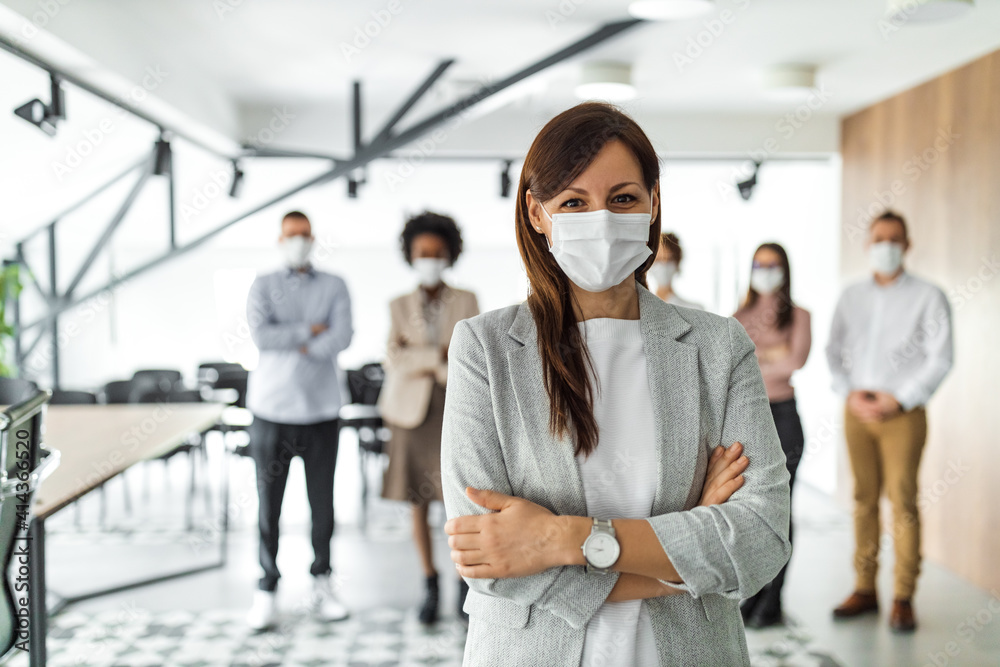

{"left": 2, "top": 604, "right": 840, "bottom": 667}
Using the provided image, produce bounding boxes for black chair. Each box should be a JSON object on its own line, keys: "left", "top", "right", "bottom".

{"left": 339, "top": 363, "right": 388, "bottom": 531}
{"left": 0, "top": 378, "right": 38, "bottom": 406}
{"left": 197, "top": 362, "right": 245, "bottom": 387}
{"left": 130, "top": 369, "right": 182, "bottom": 403}
{"left": 49, "top": 389, "right": 97, "bottom": 405}
{"left": 100, "top": 380, "right": 133, "bottom": 404}
{"left": 211, "top": 369, "right": 248, "bottom": 409}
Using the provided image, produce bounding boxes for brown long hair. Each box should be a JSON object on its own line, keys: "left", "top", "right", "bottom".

{"left": 744, "top": 242, "right": 794, "bottom": 329}
{"left": 514, "top": 102, "right": 661, "bottom": 457}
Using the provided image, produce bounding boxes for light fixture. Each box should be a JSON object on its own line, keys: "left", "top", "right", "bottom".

{"left": 500, "top": 160, "right": 513, "bottom": 198}
{"left": 347, "top": 168, "right": 366, "bottom": 199}
{"left": 736, "top": 161, "right": 760, "bottom": 201}
{"left": 152, "top": 135, "right": 172, "bottom": 175}
{"left": 229, "top": 160, "right": 244, "bottom": 198}
{"left": 763, "top": 64, "right": 817, "bottom": 92}
{"left": 575, "top": 62, "right": 636, "bottom": 102}
{"left": 887, "top": 0, "right": 974, "bottom": 22}
{"left": 628, "top": 0, "right": 715, "bottom": 20}
{"left": 13, "top": 73, "right": 64, "bottom": 136}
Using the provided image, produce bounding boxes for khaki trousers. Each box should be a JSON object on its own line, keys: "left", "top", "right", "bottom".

{"left": 844, "top": 405, "right": 927, "bottom": 600}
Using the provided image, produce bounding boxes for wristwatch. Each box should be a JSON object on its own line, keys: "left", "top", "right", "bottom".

{"left": 581, "top": 518, "right": 621, "bottom": 574}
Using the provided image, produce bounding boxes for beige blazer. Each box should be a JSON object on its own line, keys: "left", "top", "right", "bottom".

{"left": 441, "top": 284, "right": 791, "bottom": 666}
{"left": 377, "top": 284, "right": 479, "bottom": 429}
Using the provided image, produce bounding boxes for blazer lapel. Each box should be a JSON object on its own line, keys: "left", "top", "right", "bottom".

{"left": 637, "top": 286, "right": 703, "bottom": 515}
{"left": 506, "top": 304, "right": 589, "bottom": 518}
{"left": 502, "top": 288, "right": 703, "bottom": 519}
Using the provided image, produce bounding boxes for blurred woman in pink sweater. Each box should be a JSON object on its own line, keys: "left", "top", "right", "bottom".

{"left": 733, "top": 242, "right": 811, "bottom": 629}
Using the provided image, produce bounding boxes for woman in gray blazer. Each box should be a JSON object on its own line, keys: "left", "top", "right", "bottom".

{"left": 441, "top": 103, "right": 791, "bottom": 666}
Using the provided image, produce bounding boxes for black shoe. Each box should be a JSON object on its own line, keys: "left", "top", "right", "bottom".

{"left": 418, "top": 573, "right": 439, "bottom": 625}
{"left": 740, "top": 592, "right": 761, "bottom": 623}
{"left": 457, "top": 578, "right": 469, "bottom": 626}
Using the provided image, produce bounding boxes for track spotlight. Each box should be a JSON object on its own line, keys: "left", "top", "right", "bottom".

{"left": 736, "top": 161, "right": 760, "bottom": 201}
{"left": 347, "top": 168, "right": 367, "bottom": 199}
{"left": 13, "top": 74, "right": 64, "bottom": 136}
{"left": 229, "top": 160, "right": 244, "bottom": 198}
{"left": 153, "top": 135, "right": 172, "bottom": 176}
{"left": 500, "top": 160, "right": 513, "bottom": 198}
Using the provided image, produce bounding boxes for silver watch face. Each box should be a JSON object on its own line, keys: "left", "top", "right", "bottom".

{"left": 585, "top": 533, "right": 620, "bottom": 569}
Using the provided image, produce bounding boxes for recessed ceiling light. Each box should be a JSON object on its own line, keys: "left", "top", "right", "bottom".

{"left": 575, "top": 62, "right": 637, "bottom": 102}
{"left": 628, "top": 0, "right": 715, "bottom": 21}
{"left": 886, "top": 0, "right": 974, "bottom": 22}
{"left": 764, "top": 64, "right": 816, "bottom": 91}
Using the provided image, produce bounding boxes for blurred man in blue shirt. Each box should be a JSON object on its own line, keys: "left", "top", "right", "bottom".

{"left": 245, "top": 210, "right": 353, "bottom": 630}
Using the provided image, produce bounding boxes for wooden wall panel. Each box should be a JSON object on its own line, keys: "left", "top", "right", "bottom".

{"left": 839, "top": 49, "right": 1000, "bottom": 591}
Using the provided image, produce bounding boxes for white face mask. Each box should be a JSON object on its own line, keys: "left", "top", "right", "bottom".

{"left": 869, "top": 241, "right": 904, "bottom": 276}
{"left": 750, "top": 267, "right": 784, "bottom": 295}
{"left": 648, "top": 260, "right": 677, "bottom": 287}
{"left": 543, "top": 200, "right": 653, "bottom": 293}
{"left": 281, "top": 235, "right": 313, "bottom": 268}
{"left": 413, "top": 257, "right": 448, "bottom": 287}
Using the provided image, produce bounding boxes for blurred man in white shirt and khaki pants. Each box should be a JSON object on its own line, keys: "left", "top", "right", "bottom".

{"left": 826, "top": 210, "right": 953, "bottom": 633}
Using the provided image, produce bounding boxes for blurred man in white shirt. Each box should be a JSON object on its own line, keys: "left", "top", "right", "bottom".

{"left": 826, "top": 210, "right": 953, "bottom": 633}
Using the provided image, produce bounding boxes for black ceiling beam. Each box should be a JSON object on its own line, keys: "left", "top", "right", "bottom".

{"left": 62, "top": 155, "right": 153, "bottom": 299}
{"left": 369, "top": 59, "right": 455, "bottom": 148}
{"left": 0, "top": 35, "right": 236, "bottom": 160}
{"left": 18, "top": 18, "right": 644, "bottom": 333}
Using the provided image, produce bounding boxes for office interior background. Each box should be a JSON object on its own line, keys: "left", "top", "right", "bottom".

{"left": 0, "top": 0, "right": 998, "bottom": 665}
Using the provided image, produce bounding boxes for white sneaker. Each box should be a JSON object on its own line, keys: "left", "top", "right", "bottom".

{"left": 312, "top": 574, "right": 349, "bottom": 621}
{"left": 247, "top": 590, "right": 278, "bottom": 630}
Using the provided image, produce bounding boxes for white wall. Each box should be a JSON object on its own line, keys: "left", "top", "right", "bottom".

{"left": 13, "top": 149, "right": 842, "bottom": 493}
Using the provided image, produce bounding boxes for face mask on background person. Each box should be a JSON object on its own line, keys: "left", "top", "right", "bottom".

{"left": 750, "top": 267, "right": 784, "bottom": 295}
{"left": 869, "top": 241, "right": 904, "bottom": 275}
{"left": 413, "top": 257, "right": 448, "bottom": 288}
{"left": 543, "top": 200, "right": 653, "bottom": 293}
{"left": 648, "top": 260, "right": 678, "bottom": 287}
{"left": 281, "top": 235, "right": 313, "bottom": 268}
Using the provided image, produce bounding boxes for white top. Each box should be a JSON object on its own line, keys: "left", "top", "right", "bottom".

{"left": 825, "top": 271, "right": 953, "bottom": 411}
{"left": 576, "top": 318, "right": 660, "bottom": 667}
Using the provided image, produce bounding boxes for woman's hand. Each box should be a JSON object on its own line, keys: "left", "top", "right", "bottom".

{"left": 445, "top": 487, "right": 566, "bottom": 579}
{"left": 699, "top": 442, "right": 749, "bottom": 506}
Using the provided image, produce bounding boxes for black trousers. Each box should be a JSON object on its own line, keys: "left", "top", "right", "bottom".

{"left": 753, "top": 398, "right": 805, "bottom": 610}
{"left": 249, "top": 416, "right": 340, "bottom": 592}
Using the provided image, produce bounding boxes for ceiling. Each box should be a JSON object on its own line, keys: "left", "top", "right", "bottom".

{"left": 2, "top": 0, "right": 999, "bottom": 152}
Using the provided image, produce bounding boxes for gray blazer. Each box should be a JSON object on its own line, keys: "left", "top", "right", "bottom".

{"left": 441, "top": 284, "right": 791, "bottom": 666}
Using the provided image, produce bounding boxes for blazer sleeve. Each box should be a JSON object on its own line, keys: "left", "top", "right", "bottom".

{"left": 646, "top": 317, "right": 791, "bottom": 600}
{"left": 441, "top": 320, "right": 619, "bottom": 630}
